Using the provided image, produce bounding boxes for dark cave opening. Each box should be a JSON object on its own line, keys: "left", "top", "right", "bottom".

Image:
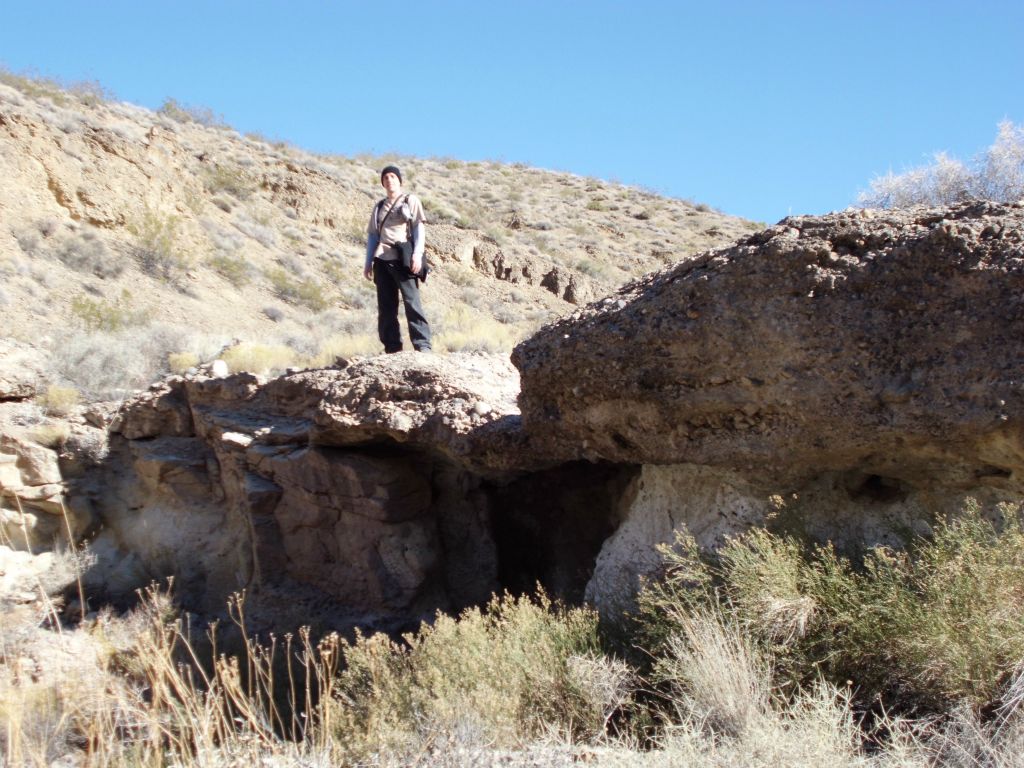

{"left": 487, "top": 461, "right": 640, "bottom": 604}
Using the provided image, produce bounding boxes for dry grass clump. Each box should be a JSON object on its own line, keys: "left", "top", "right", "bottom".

{"left": 220, "top": 342, "right": 298, "bottom": 376}
{"left": 860, "top": 119, "right": 1024, "bottom": 208}
{"left": 435, "top": 305, "right": 524, "bottom": 353}
{"left": 1, "top": 582, "right": 339, "bottom": 767}
{"left": 309, "top": 333, "right": 380, "bottom": 363}
{"left": 35, "top": 384, "right": 80, "bottom": 417}
{"left": 167, "top": 351, "right": 199, "bottom": 374}
{"left": 27, "top": 422, "right": 71, "bottom": 449}
{"left": 653, "top": 612, "right": 870, "bottom": 767}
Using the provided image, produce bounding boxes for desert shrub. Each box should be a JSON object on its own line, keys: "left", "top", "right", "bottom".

{"left": 265, "top": 267, "right": 330, "bottom": 312}
{"left": 207, "top": 252, "right": 252, "bottom": 287}
{"left": 321, "top": 254, "right": 351, "bottom": 285}
{"left": 53, "top": 230, "right": 122, "bottom": 278}
{"left": 635, "top": 500, "right": 1024, "bottom": 712}
{"left": 575, "top": 258, "right": 607, "bottom": 279}
{"left": 262, "top": 305, "right": 285, "bottom": 323}
{"left": 13, "top": 227, "right": 42, "bottom": 255}
{"left": 331, "top": 592, "right": 624, "bottom": 758}
{"left": 211, "top": 195, "right": 233, "bottom": 213}
{"left": 51, "top": 324, "right": 220, "bottom": 399}
{"left": 460, "top": 287, "right": 487, "bottom": 310}
{"left": 167, "top": 352, "right": 198, "bottom": 374}
{"left": 202, "top": 163, "right": 256, "bottom": 199}
{"left": 70, "top": 290, "right": 144, "bottom": 332}
{"left": 0, "top": 67, "right": 71, "bottom": 105}
{"left": 342, "top": 211, "right": 366, "bottom": 244}
{"left": 446, "top": 263, "right": 477, "bottom": 287}
{"left": 860, "top": 120, "right": 1024, "bottom": 208}
{"left": 131, "top": 209, "right": 189, "bottom": 282}
{"left": 157, "top": 97, "right": 225, "bottom": 128}
{"left": 232, "top": 211, "right": 277, "bottom": 248}
{"left": 221, "top": 342, "right": 298, "bottom": 376}
{"left": 491, "top": 303, "right": 521, "bottom": 325}
{"left": 35, "top": 384, "right": 80, "bottom": 417}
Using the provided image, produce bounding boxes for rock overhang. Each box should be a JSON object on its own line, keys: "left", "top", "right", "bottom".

{"left": 512, "top": 201, "right": 1024, "bottom": 490}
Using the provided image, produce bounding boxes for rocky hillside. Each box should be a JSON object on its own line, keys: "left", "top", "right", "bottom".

{"left": 0, "top": 73, "right": 758, "bottom": 400}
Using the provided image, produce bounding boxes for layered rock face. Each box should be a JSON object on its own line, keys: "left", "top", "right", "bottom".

{"left": 77, "top": 353, "right": 525, "bottom": 628}
{"left": 515, "top": 201, "right": 1024, "bottom": 615}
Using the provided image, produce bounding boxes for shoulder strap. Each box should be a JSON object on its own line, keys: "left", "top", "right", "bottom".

{"left": 375, "top": 194, "right": 409, "bottom": 236}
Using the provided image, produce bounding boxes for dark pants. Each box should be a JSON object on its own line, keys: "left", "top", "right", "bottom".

{"left": 373, "top": 259, "right": 432, "bottom": 352}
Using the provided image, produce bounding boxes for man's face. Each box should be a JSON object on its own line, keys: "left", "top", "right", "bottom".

{"left": 382, "top": 172, "right": 401, "bottom": 195}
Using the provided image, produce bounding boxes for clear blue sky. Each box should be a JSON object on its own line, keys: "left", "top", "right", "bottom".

{"left": 2, "top": 1, "right": 1021, "bottom": 224}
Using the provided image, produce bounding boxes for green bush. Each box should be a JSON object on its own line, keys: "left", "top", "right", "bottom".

{"left": 70, "top": 290, "right": 144, "bottom": 331}
{"left": 331, "top": 592, "right": 628, "bottom": 758}
{"left": 635, "top": 500, "right": 1024, "bottom": 712}
{"left": 132, "top": 209, "right": 190, "bottom": 282}
{"left": 201, "top": 163, "right": 256, "bottom": 199}
{"left": 207, "top": 252, "right": 252, "bottom": 287}
{"left": 265, "top": 267, "right": 330, "bottom": 312}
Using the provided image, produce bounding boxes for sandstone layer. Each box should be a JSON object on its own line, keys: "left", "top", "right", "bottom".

{"left": 73, "top": 352, "right": 529, "bottom": 629}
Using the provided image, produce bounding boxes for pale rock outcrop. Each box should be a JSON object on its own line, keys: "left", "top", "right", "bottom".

{"left": 584, "top": 464, "right": 1013, "bottom": 618}
{"left": 0, "top": 427, "right": 94, "bottom": 548}
{"left": 0, "top": 339, "right": 46, "bottom": 400}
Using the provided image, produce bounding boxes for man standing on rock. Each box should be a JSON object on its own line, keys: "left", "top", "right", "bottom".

{"left": 364, "top": 165, "right": 432, "bottom": 353}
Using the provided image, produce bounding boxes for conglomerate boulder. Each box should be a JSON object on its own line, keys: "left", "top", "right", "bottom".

{"left": 514, "top": 201, "right": 1024, "bottom": 488}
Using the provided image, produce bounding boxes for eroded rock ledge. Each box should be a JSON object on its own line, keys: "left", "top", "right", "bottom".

{"left": 77, "top": 353, "right": 534, "bottom": 630}
{"left": 514, "top": 201, "right": 1024, "bottom": 487}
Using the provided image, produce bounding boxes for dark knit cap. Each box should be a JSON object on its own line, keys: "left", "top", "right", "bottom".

{"left": 380, "top": 165, "right": 402, "bottom": 184}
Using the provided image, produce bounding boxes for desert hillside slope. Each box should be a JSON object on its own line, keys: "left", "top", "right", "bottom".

{"left": 0, "top": 74, "right": 759, "bottom": 399}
